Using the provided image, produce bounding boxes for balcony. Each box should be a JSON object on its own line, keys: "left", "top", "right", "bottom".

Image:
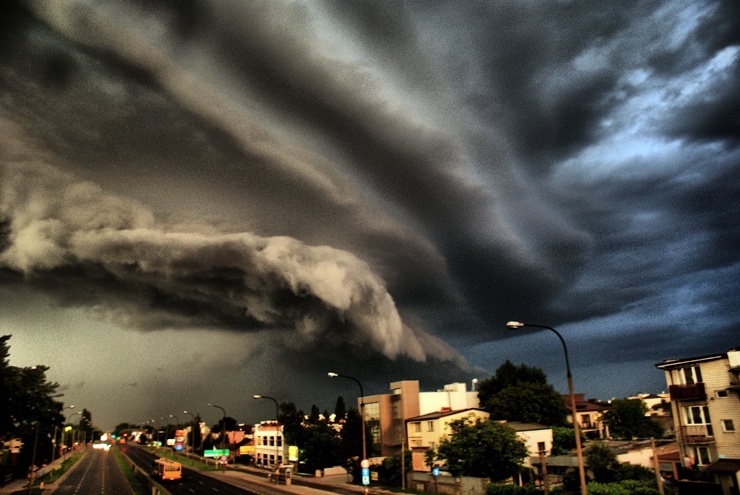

{"left": 669, "top": 382, "right": 706, "bottom": 401}
{"left": 679, "top": 425, "right": 714, "bottom": 444}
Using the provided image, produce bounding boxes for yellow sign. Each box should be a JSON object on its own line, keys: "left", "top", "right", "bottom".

{"left": 239, "top": 446, "right": 255, "bottom": 454}
{"left": 289, "top": 445, "right": 299, "bottom": 462}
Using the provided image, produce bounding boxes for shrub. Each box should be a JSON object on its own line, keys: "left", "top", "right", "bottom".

{"left": 487, "top": 483, "right": 540, "bottom": 495}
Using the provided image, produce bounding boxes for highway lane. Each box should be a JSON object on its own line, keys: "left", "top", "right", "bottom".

{"left": 53, "top": 448, "right": 132, "bottom": 495}
{"left": 118, "top": 444, "right": 358, "bottom": 495}
{"left": 120, "top": 444, "right": 262, "bottom": 495}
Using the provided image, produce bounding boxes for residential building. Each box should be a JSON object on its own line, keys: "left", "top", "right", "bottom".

{"left": 252, "top": 421, "right": 284, "bottom": 468}
{"left": 655, "top": 347, "right": 740, "bottom": 495}
{"left": 507, "top": 421, "right": 553, "bottom": 472}
{"left": 360, "top": 380, "right": 480, "bottom": 458}
{"left": 563, "top": 393, "right": 611, "bottom": 439}
{"left": 406, "top": 408, "right": 490, "bottom": 471}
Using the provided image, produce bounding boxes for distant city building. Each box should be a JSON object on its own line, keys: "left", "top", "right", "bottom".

{"left": 656, "top": 347, "right": 740, "bottom": 495}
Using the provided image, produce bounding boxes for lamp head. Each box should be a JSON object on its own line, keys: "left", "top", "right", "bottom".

{"left": 327, "top": 372, "right": 338, "bottom": 377}
{"left": 506, "top": 321, "right": 525, "bottom": 329}
{"left": 253, "top": 395, "right": 262, "bottom": 399}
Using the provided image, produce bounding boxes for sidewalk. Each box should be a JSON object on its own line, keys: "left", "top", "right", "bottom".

{"left": 0, "top": 451, "right": 83, "bottom": 494}
{"left": 211, "top": 464, "right": 395, "bottom": 495}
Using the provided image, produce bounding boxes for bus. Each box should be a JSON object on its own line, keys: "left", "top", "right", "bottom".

{"left": 152, "top": 457, "right": 183, "bottom": 481}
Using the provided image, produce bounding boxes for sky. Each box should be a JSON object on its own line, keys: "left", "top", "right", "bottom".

{"left": 1, "top": 0, "right": 738, "bottom": 431}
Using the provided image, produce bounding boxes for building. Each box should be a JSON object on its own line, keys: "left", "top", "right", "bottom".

{"left": 252, "top": 421, "right": 284, "bottom": 468}
{"left": 563, "top": 393, "right": 611, "bottom": 439}
{"left": 360, "top": 380, "right": 480, "bottom": 458}
{"left": 406, "top": 408, "right": 490, "bottom": 471}
{"left": 656, "top": 347, "right": 740, "bottom": 495}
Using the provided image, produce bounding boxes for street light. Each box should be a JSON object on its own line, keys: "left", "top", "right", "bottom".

{"left": 253, "top": 395, "right": 281, "bottom": 469}
{"left": 183, "top": 410, "right": 197, "bottom": 454}
{"left": 328, "top": 372, "right": 368, "bottom": 494}
{"left": 207, "top": 403, "right": 227, "bottom": 450}
{"left": 506, "top": 321, "right": 587, "bottom": 495}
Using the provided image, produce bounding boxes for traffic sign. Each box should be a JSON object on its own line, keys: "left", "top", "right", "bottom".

{"left": 361, "top": 467, "right": 370, "bottom": 485}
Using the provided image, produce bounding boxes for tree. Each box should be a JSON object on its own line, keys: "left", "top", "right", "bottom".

{"left": 0, "top": 336, "right": 66, "bottom": 478}
{"left": 308, "top": 404, "right": 321, "bottom": 424}
{"left": 334, "top": 396, "right": 347, "bottom": 422}
{"left": 603, "top": 399, "right": 663, "bottom": 439}
{"left": 585, "top": 442, "right": 620, "bottom": 483}
{"left": 433, "top": 418, "right": 528, "bottom": 482}
{"left": 301, "top": 422, "right": 342, "bottom": 473}
{"left": 377, "top": 450, "right": 412, "bottom": 487}
{"left": 551, "top": 425, "right": 586, "bottom": 456}
{"left": 339, "top": 407, "right": 366, "bottom": 483}
{"left": 477, "top": 360, "right": 567, "bottom": 426}
{"left": 279, "top": 402, "right": 305, "bottom": 448}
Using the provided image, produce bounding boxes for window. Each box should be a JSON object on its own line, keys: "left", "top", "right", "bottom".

{"left": 684, "top": 406, "right": 713, "bottom": 436}
{"left": 538, "top": 442, "right": 547, "bottom": 454}
{"left": 427, "top": 421, "right": 435, "bottom": 432}
{"left": 722, "top": 419, "right": 735, "bottom": 432}
{"left": 691, "top": 446, "right": 711, "bottom": 466}
{"left": 413, "top": 422, "right": 421, "bottom": 433}
{"left": 365, "top": 402, "right": 380, "bottom": 421}
{"left": 716, "top": 390, "right": 729, "bottom": 398}
{"left": 679, "top": 366, "right": 703, "bottom": 385}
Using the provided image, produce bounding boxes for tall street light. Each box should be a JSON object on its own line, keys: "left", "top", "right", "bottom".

{"left": 506, "top": 321, "right": 587, "bottom": 495}
{"left": 208, "top": 403, "right": 227, "bottom": 450}
{"left": 253, "top": 395, "right": 281, "bottom": 469}
{"left": 183, "top": 410, "right": 197, "bottom": 454}
{"left": 328, "top": 372, "right": 368, "bottom": 494}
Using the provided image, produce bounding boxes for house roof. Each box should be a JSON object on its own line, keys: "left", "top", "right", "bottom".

{"left": 503, "top": 421, "right": 550, "bottom": 432}
{"left": 703, "top": 459, "right": 740, "bottom": 474}
{"left": 405, "top": 408, "right": 488, "bottom": 422}
{"left": 655, "top": 350, "right": 733, "bottom": 369}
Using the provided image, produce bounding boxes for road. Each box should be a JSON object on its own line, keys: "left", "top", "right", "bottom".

{"left": 52, "top": 448, "right": 132, "bottom": 495}
{"left": 119, "top": 444, "right": 366, "bottom": 495}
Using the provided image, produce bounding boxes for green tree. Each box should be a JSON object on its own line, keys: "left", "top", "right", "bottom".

{"left": 434, "top": 418, "right": 528, "bottom": 482}
{"left": 0, "top": 336, "right": 66, "bottom": 477}
{"left": 301, "top": 422, "right": 342, "bottom": 473}
{"left": 478, "top": 360, "right": 567, "bottom": 426}
{"left": 551, "top": 425, "right": 586, "bottom": 455}
{"left": 377, "top": 450, "right": 412, "bottom": 487}
{"left": 585, "top": 442, "right": 620, "bottom": 483}
{"left": 603, "top": 399, "right": 663, "bottom": 439}
{"left": 308, "top": 404, "right": 321, "bottom": 424}
{"left": 279, "top": 402, "right": 306, "bottom": 448}
{"left": 333, "top": 396, "right": 347, "bottom": 422}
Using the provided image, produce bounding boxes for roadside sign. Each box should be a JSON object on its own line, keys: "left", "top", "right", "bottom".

{"left": 362, "top": 467, "right": 370, "bottom": 485}
{"left": 204, "top": 449, "right": 230, "bottom": 458}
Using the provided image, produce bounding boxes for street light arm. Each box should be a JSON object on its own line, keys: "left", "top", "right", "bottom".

{"left": 506, "top": 321, "right": 572, "bottom": 377}
{"left": 327, "top": 372, "right": 365, "bottom": 407}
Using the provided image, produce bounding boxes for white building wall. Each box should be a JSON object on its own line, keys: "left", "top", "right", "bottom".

{"left": 418, "top": 383, "right": 480, "bottom": 414}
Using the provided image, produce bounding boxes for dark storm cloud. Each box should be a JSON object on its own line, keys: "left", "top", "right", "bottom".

{"left": 1, "top": 0, "right": 738, "bottom": 419}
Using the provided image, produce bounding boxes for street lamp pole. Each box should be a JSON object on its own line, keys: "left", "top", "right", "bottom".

{"left": 507, "top": 321, "right": 587, "bottom": 495}
{"left": 208, "top": 403, "right": 227, "bottom": 450}
{"left": 328, "top": 372, "right": 368, "bottom": 494}
{"left": 253, "top": 395, "right": 281, "bottom": 469}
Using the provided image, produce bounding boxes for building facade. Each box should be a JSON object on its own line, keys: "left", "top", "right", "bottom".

{"left": 656, "top": 347, "right": 740, "bottom": 495}
{"left": 360, "top": 380, "right": 480, "bottom": 459}
{"left": 252, "top": 422, "right": 284, "bottom": 468}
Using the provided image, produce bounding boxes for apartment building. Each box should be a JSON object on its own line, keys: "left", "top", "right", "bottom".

{"left": 360, "top": 380, "right": 480, "bottom": 458}
{"left": 655, "top": 347, "right": 740, "bottom": 495}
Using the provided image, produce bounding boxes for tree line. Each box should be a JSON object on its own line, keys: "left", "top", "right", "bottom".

{"left": 1, "top": 335, "right": 101, "bottom": 481}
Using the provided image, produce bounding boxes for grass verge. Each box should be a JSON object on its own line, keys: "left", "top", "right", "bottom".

{"left": 113, "top": 448, "right": 151, "bottom": 495}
